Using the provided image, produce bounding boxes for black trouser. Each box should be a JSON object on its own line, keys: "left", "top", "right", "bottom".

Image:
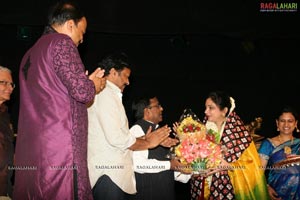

{"left": 93, "top": 175, "right": 133, "bottom": 200}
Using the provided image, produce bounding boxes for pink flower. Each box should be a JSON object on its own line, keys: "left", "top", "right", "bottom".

{"left": 175, "top": 116, "right": 222, "bottom": 171}
{"left": 175, "top": 135, "right": 222, "bottom": 170}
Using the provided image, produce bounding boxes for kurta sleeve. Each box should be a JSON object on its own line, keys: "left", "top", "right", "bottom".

{"left": 95, "top": 90, "right": 136, "bottom": 150}
{"left": 52, "top": 37, "right": 95, "bottom": 104}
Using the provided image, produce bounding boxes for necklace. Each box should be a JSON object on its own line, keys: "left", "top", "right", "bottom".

{"left": 278, "top": 135, "right": 293, "bottom": 155}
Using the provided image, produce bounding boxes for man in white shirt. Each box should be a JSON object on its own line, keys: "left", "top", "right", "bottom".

{"left": 130, "top": 95, "right": 187, "bottom": 200}
{"left": 87, "top": 52, "right": 171, "bottom": 200}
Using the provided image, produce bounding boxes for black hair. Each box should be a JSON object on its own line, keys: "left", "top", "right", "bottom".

{"left": 276, "top": 105, "right": 299, "bottom": 121}
{"left": 47, "top": 1, "right": 84, "bottom": 26}
{"left": 207, "top": 91, "right": 232, "bottom": 116}
{"left": 97, "top": 51, "right": 130, "bottom": 77}
{"left": 132, "top": 94, "right": 157, "bottom": 121}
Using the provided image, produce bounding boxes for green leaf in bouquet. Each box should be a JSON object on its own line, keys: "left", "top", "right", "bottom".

{"left": 206, "top": 129, "right": 221, "bottom": 144}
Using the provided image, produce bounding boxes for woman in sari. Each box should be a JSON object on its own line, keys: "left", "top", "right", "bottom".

{"left": 190, "top": 91, "right": 269, "bottom": 200}
{"left": 258, "top": 106, "right": 300, "bottom": 200}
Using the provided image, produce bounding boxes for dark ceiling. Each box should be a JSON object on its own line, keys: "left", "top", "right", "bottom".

{"left": 1, "top": 0, "right": 300, "bottom": 135}
{"left": 0, "top": 0, "right": 299, "bottom": 37}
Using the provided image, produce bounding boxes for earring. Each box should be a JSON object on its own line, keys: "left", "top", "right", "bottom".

{"left": 296, "top": 127, "right": 300, "bottom": 133}
{"left": 277, "top": 127, "right": 280, "bottom": 131}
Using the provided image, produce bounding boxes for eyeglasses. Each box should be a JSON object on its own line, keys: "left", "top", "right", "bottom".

{"left": 147, "top": 104, "right": 162, "bottom": 109}
{"left": 0, "top": 80, "right": 15, "bottom": 88}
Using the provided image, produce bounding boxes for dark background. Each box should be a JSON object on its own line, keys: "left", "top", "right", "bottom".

{"left": 1, "top": 1, "right": 299, "bottom": 136}
{"left": 0, "top": 0, "right": 299, "bottom": 199}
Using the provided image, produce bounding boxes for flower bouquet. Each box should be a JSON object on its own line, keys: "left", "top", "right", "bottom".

{"left": 174, "top": 109, "right": 222, "bottom": 174}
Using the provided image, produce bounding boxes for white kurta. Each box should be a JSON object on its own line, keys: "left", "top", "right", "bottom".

{"left": 87, "top": 80, "right": 137, "bottom": 194}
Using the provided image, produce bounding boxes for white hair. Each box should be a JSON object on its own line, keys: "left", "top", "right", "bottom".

{"left": 0, "top": 65, "right": 12, "bottom": 73}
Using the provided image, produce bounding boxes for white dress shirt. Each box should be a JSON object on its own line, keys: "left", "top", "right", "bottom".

{"left": 130, "top": 123, "right": 171, "bottom": 173}
{"left": 130, "top": 122, "right": 192, "bottom": 183}
{"left": 87, "top": 80, "right": 137, "bottom": 194}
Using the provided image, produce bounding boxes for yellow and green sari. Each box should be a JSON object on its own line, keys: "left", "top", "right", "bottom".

{"left": 191, "top": 112, "right": 270, "bottom": 200}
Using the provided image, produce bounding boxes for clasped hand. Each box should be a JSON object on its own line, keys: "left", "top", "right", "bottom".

{"left": 145, "top": 125, "right": 171, "bottom": 149}
{"left": 87, "top": 68, "right": 106, "bottom": 93}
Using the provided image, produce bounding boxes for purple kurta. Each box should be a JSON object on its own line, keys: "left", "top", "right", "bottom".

{"left": 14, "top": 31, "right": 95, "bottom": 200}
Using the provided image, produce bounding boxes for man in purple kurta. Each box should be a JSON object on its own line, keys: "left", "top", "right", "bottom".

{"left": 13, "top": 2, "right": 105, "bottom": 200}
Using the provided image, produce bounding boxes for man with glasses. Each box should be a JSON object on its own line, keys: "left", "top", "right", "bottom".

{"left": 0, "top": 81, "right": 15, "bottom": 89}
{"left": 130, "top": 95, "right": 186, "bottom": 200}
{"left": 0, "top": 66, "right": 15, "bottom": 199}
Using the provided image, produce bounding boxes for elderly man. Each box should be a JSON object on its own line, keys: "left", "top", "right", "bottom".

{"left": 0, "top": 66, "right": 15, "bottom": 200}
